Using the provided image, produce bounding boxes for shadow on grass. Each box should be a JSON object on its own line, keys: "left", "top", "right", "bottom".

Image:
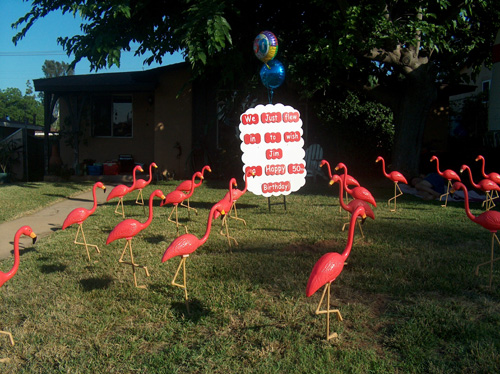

{"left": 80, "top": 276, "right": 114, "bottom": 291}
{"left": 171, "top": 299, "right": 211, "bottom": 322}
{"left": 40, "top": 263, "right": 67, "bottom": 273}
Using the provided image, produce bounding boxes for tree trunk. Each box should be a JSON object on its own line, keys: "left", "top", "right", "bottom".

{"left": 391, "top": 65, "right": 437, "bottom": 178}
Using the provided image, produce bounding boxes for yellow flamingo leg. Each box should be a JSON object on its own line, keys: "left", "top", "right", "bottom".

{"left": 114, "top": 197, "right": 125, "bottom": 218}
{"left": 439, "top": 180, "right": 453, "bottom": 207}
{"left": 118, "top": 240, "right": 149, "bottom": 289}
{"left": 168, "top": 205, "right": 188, "bottom": 235}
{"left": 229, "top": 202, "right": 246, "bottom": 225}
{"left": 171, "top": 256, "right": 190, "bottom": 313}
{"left": 219, "top": 215, "right": 237, "bottom": 249}
{"left": 475, "top": 233, "right": 500, "bottom": 288}
{"left": 73, "top": 223, "right": 100, "bottom": 262}
{"left": 315, "top": 282, "right": 343, "bottom": 340}
{"left": 388, "top": 182, "right": 404, "bottom": 212}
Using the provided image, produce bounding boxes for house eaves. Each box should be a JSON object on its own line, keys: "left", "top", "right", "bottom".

{"left": 33, "top": 62, "right": 188, "bottom": 94}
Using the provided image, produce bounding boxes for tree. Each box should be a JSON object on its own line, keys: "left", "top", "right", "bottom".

{"left": 12, "top": 0, "right": 500, "bottom": 175}
{"left": 42, "top": 60, "right": 75, "bottom": 79}
{"left": 0, "top": 82, "right": 44, "bottom": 126}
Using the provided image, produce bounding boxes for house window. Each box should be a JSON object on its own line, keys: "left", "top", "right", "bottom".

{"left": 92, "top": 95, "right": 133, "bottom": 137}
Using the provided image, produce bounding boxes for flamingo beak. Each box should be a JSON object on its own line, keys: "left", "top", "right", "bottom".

{"left": 361, "top": 213, "right": 367, "bottom": 224}
{"left": 329, "top": 179, "right": 335, "bottom": 186}
{"left": 208, "top": 168, "right": 212, "bottom": 172}
{"left": 221, "top": 209, "right": 226, "bottom": 216}
{"left": 30, "top": 232, "right": 37, "bottom": 245}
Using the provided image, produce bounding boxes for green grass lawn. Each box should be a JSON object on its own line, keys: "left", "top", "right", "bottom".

{"left": 1, "top": 178, "right": 499, "bottom": 373}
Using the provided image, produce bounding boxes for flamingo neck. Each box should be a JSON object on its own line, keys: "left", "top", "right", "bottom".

{"left": 4, "top": 230, "right": 22, "bottom": 281}
{"left": 480, "top": 158, "right": 487, "bottom": 179}
{"left": 342, "top": 209, "right": 360, "bottom": 261}
{"left": 144, "top": 193, "right": 157, "bottom": 227}
{"left": 241, "top": 173, "right": 249, "bottom": 195}
{"left": 324, "top": 161, "right": 332, "bottom": 179}
{"left": 336, "top": 180, "right": 349, "bottom": 211}
{"left": 433, "top": 158, "right": 443, "bottom": 176}
{"left": 90, "top": 184, "right": 99, "bottom": 214}
{"left": 229, "top": 182, "right": 235, "bottom": 204}
{"left": 464, "top": 167, "right": 479, "bottom": 188}
{"left": 379, "top": 158, "right": 389, "bottom": 178}
{"left": 147, "top": 164, "right": 154, "bottom": 184}
{"left": 185, "top": 174, "right": 199, "bottom": 198}
{"left": 201, "top": 204, "right": 219, "bottom": 243}
{"left": 460, "top": 187, "right": 476, "bottom": 221}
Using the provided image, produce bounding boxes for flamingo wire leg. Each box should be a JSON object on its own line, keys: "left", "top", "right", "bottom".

{"left": 114, "top": 198, "right": 125, "bottom": 218}
{"left": 315, "top": 282, "right": 343, "bottom": 340}
{"left": 439, "top": 180, "right": 453, "bottom": 207}
{"left": 0, "top": 329, "right": 14, "bottom": 363}
{"left": 482, "top": 191, "right": 496, "bottom": 211}
{"left": 168, "top": 206, "right": 188, "bottom": 235}
{"left": 342, "top": 217, "right": 365, "bottom": 239}
{"left": 171, "top": 255, "right": 190, "bottom": 313}
{"left": 219, "top": 215, "right": 237, "bottom": 248}
{"left": 118, "top": 239, "right": 149, "bottom": 289}
{"left": 180, "top": 198, "right": 197, "bottom": 218}
{"left": 229, "top": 202, "right": 246, "bottom": 225}
{"left": 73, "top": 223, "right": 100, "bottom": 262}
{"left": 135, "top": 189, "right": 146, "bottom": 215}
{"left": 388, "top": 182, "right": 403, "bottom": 212}
{"left": 475, "top": 233, "right": 500, "bottom": 288}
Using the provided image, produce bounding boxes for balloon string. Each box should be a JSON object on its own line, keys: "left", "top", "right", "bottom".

{"left": 268, "top": 89, "right": 274, "bottom": 104}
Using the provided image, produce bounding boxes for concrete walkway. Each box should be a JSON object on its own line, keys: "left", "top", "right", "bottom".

{"left": 0, "top": 177, "right": 130, "bottom": 260}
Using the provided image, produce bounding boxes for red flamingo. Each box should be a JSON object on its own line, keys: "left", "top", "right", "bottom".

{"left": 430, "top": 155, "right": 461, "bottom": 207}
{"left": 334, "top": 163, "right": 377, "bottom": 207}
{"left": 134, "top": 162, "right": 158, "bottom": 208}
{"left": 306, "top": 205, "right": 366, "bottom": 340}
{"left": 460, "top": 164, "right": 500, "bottom": 211}
{"left": 161, "top": 172, "right": 204, "bottom": 234}
{"left": 62, "top": 181, "right": 106, "bottom": 261}
{"left": 106, "top": 165, "right": 144, "bottom": 218}
{"left": 1, "top": 226, "right": 36, "bottom": 348}
{"left": 320, "top": 159, "right": 359, "bottom": 210}
{"left": 213, "top": 178, "right": 237, "bottom": 247}
{"left": 330, "top": 174, "right": 375, "bottom": 238}
{"left": 452, "top": 182, "right": 500, "bottom": 287}
{"left": 375, "top": 156, "right": 408, "bottom": 212}
{"left": 106, "top": 189, "right": 166, "bottom": 288}
{"left": 476, "top": 155, "right": 500, "bottom": 203}
{"left": 162, "top": 202, "right": 223, "bottom": 311}
{"left": 175, "top": 165, "right": 211, "bottom": 216}
{"left": 221, "top": 170, "right": 255, "bottom": 225}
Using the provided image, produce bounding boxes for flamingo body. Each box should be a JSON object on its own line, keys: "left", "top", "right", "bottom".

{"left": 106, "top": 165, "right": 144, "bottom": 201}
{"left": 0, "top": 226, "right": 36, "bottom": 287}
{"left": 335, "top": 163, "right": 376, "bottom": 207}
{"left": 320, "top": 160, "right": 359, "bottom": 186}
{"left": 376, "top": 156, "right": 408, "bottom": 184}
{"left": 306, "top": 206, "right": 366, "bottom": 297}
{"left": 460, "top": 164, "right": 500, "bottom": 193}
{"left": 453, "top": 182, "right": 500, "bottom": 231}
{"left": 106, "top": 189, "right": 165, "bottom": 244}
{"left": 175, "top": 165, "right": 211, "bottom": 193}
{"left": 134, "top": 162, "right": 158, "bottom": 190}
{"left": 476, "top": 155, "right": 500, "bottom": 185}
{"left": 430, "top": 156, "right": 460, "bottom": 182}
{"left": 63, "top": 182, "right": 106, "bottom": 229}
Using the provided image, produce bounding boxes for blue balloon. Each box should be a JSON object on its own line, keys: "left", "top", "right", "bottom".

{"left": 260, "top": 59, "right": 285, "bottom": 90}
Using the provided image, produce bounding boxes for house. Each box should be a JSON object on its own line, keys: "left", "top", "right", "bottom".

{"left": 34, "top": 62, "right": 215, "bottom": 180}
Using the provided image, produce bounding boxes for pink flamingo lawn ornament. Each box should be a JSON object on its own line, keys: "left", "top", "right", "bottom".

{"left": 460, "top": 164, "right": 500, "bottom": 211}
{"left": 213, "top": 178, "right": 237, "bottom": 247}
{"left": 320, "top": 159, "right": 360, "bottom": 212}
{"left": 62, "top": 181, "right": 106, "bottom": 261}
{"left": 222, "top": 170, "right": 255, "bottom": 225}
{"left": 329, "top": 174, "right": 375, "bottom": 238}
{"left": 375, "top": 156, "right": 408, "bottom": 212}
{"left": 106, "top": 165, "right": 144, "bottom": 218}
{"left": 134, "top": 162, "right": 158, "bottom": 209}
{"left": 175, "top": 165, "right": 211, "bottom": 217}
{"left": 306, "top": 206, "right": 366, "bottom": 340}
{"left": 106, "top": 189, "right": 166, "bottom": 288}
{"left": 430, "top": 155, "right": 461, "bottom": 207}
{"left": 1, "top": 226, "right": 36, "bottom": 351}
{"left": 161, "top": 172, "right": 204, "bottom": 234}
{"left": 162, "top": 202, "right": 224, "bottom": 312}
{"left": 334, "top": 163, "right": 377, "bottom": 208}
{"left": 476, "top": 155, "right": 500, "bottom": 204}
{"left": 452, "top": 182, "right": 500, "bottom": 287}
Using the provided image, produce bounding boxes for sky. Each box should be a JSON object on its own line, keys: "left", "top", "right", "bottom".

{"left": 0, "top": 0, "right": 184, "bottom": 94}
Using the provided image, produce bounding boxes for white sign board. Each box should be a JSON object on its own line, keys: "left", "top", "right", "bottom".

{"left": 239, "top": 103, "right": 306, "bottom": 197}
